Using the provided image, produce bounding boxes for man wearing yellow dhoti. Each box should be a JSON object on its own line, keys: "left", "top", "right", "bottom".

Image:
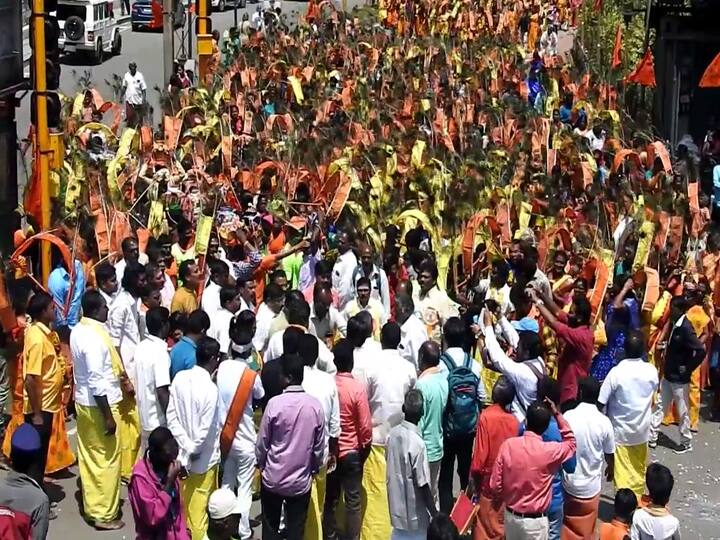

{"left": 70, "top": 290, "right": 125, "bottom": 530}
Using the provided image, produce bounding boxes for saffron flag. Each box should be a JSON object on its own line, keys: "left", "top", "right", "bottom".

{"left": 612, "top": 25, "right": 623, "bottom": 69}
{"left": 699, "top": 52, "right": 720, "bottom": 88}
{"left": 626, "top": 49, "right": 656, "bottom": 87}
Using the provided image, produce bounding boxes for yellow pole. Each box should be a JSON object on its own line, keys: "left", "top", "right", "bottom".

{"left": 197, "top": 0, "right": 210, "bottom": 84}
{"left": 32, "top": 0, "right": 52, "bottom": 285}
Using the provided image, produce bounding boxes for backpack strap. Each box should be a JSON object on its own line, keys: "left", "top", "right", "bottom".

{"left": 524, "top": 359, "right": 545, "bottom": 381}
{"left": 440, "top": 352, "right": 455, "bottom": 372}
{"left": 462, "top": 352, "right": 473, "bottom": 370}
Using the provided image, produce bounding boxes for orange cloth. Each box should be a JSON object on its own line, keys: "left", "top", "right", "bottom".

{"left": 268, "top": 232, "right": 286, "bottom": 255}
{"left": 253, "top": 254, "right": 281, "bottom": 306}
{"left": 598, "top": 519, "right": 630, "bottom": 540}
{"left": 470, "top": 404, "right": 519, "bottom": 495}
{"left": 2, "top": 323, "right": 75, "bottom": 473}
{"left": 561, "top": 493, "right": 600, "bottom": 540}
{"left": 473, "top": 493, "right": 504, "bottom": 540}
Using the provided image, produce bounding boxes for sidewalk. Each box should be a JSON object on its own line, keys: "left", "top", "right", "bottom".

{"left": 22, "top": 4, "right": 131, "bottom": 66}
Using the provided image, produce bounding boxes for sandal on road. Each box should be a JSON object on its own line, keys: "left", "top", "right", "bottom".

{"left": 93, "top": 519, "right": 125, "bottom": 531}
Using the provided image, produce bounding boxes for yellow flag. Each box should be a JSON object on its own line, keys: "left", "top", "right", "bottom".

{"left": 287, "top": 76, "right": 304, "bottom": 104}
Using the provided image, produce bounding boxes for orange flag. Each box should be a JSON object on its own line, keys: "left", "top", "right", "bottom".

{"left": 699, "top": 52, "right": 720, "bottom": 88}
{"left": 611, "top": 25, "right": 623, "bottom": 69}
{"left": 626, "top": 49, "right": 656, "bottom": 87}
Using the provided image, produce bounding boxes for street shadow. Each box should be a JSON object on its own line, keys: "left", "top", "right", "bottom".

{"left": 655, "top": 431, "right": 681, "bottom": 451}
{"left": 60, "top": 54, "right": 94, "bottom": 67}
{"left": 597, "top": 493, "right": 615, "bottom": 522}
{"left": 45, "top": 481, "right": 66, "bottom": 505}
{"left": 699, "top": 389, "right": 718, "bottom": 424}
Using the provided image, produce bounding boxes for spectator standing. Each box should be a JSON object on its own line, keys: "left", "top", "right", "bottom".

{"left": 22, "top": 292, "right": 64, "bottom": 489}
{"left": 395, "top": 294, "right": 428, "bottom": 369}
{"left": 414, "top": 341, "right": 449, "bottom": 503}
{"left": 561, "top": 377, "right": 615, "bottom": 540}
{"left": 598, "top": 331, "right": 658, "bottom": 497}
{"left": 255, "top": 353, "right": 325, "bottom": 540}
{"left": 216, "top": 346, "right": 265, "bottom": 540}
{"left": 133, "top": 307, "right": 172, "bottom": 452}
{"left": 323, "top": 339, "right": 372, "bottom": 540}
{"left": 128, "top": 427, "right": 189, "bottom": 540}
{"left": 70, "top": 291, "right": 125, "bottom": 530}
{"left": 0, "top": 424, "right": 50, "bottom": 540}
{"left": 386, "top": 389, "right": 438, "bottom": 539}
{"left": 469, "top": 376, "right": 519, "bottom": 540}
{"left": 166, "top": 337, "right": 222, "bottom": 540}
{"left": 122, "top": 62, "right": 147, "bottom": 127}
{"left": 488, "top": 399, "right": 576, "bottom": 540}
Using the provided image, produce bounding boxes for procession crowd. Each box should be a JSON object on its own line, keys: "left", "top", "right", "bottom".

{"left": 3, "top": 0, "right": 720, "bottom": 538}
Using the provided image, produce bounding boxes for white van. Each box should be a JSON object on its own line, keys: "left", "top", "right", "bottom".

{"left": 57, "top": 0, "right": 123, "bottom": 63}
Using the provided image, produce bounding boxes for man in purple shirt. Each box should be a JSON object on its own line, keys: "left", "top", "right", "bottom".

{"left": 256, "top": 353, "right": 325, "bottom": 540}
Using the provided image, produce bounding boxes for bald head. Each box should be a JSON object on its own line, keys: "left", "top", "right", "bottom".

{"left": 418, "top": 340, "right": 440, "bottom": 371}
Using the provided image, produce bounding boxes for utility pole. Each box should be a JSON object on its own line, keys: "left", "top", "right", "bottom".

{"left": 163, "top": 0, "right": 174, "bottom": 85}
{"left": 31, "top": 0, "right": 52, "bottom": 284}
{"left": 196, "top": 0, "right": 211, "bottom": 85}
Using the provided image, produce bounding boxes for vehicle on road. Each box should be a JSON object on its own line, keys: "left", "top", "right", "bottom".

{"left": 57, "top": 0, "right": 124, "bottom": 64}
{"left": 211, "top": 0, "right": 247, "bottom": 12}
{"left": 131, "top": 0, "right": 187, "bottom": 31}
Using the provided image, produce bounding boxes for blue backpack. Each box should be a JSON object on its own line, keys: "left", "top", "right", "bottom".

{"left": 441, "top": 352, "right": 480, "bottom": 438}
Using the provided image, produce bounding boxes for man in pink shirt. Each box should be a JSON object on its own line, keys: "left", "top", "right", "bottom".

{"left": 489, "top": 398, "right": 576, "bottom": 540}
{"left": 323, "top": 339, "right": 373, "bottom": 540}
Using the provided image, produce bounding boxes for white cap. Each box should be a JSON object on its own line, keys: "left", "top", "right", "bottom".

{"left": 207, "top": 488, "right": 243, "bottom": 520}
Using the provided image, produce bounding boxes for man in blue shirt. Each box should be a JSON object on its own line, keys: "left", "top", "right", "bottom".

{"left": 169, "top": 310, "right": 210, "bottom": 379}
{"left": 47, "top": 250, "right": 86, "bottom": 330}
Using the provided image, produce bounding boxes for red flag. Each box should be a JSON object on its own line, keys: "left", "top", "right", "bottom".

{"left": 699, "top": 52, "right": 720, "bottom": 88}
{"left": 611, "top": 25, "right": 623, "bottom": 69}
{"left": 626, "top": 48, "right": 656, "bottom": 87}
{"left": 593, "top": 0, "right": 603, "bottom": 10}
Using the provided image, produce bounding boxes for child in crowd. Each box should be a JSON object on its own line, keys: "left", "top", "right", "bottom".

{"left": 599, "top": 488, "right": 637, "bottom": 540}
{"left": 630, "top": 463, "right": 681, "bottom": 540}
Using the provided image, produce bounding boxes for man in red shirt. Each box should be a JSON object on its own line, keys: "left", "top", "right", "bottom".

{"left": 323, "top": 339, "right": 373, "bottom": 540}
{"left": 528, "top": 287, "right": 594, "bottom": 407}
{"left": 489, "top": 398, "right": 576, "bottom": 539}
{"left": 469, "top": 376, "right": 519, "bottom": 540}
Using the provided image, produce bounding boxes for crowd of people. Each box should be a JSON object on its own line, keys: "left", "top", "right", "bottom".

{"left": 4, "top": 0, "right": 720, "bottom": 538}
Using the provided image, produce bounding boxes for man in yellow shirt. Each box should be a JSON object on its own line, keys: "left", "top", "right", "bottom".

{"left": 171, "top": 260, "right": 201, "bottom": 314}
{"left": 23, "top": 292, "right": 65, "bottom": 488}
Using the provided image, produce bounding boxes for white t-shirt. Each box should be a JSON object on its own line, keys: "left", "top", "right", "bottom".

{"left": 134, "top": 335, "right": 172, "bottom": 433}
{"left": 208, "top": 308, "right": 235, "bottom": 355}
{"left": 216, "top": 359, "right": 265, "bottom": 456}
{"left": 302, "top": 366, "right": 341, "bottom": 463}
{"left": 630, "top": 507, "right": 681, "bottom": 540}
{"left": 599, "top": 357, "right": 659, "bottom": 446}
{"left": 562, "top": 402, "right": 615, "bottom": 498}
{"left": 123, "top": 71, "right": 147, "bottom": 106}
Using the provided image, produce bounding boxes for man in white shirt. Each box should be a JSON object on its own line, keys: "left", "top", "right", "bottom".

{"left": 208, "top": 286, "right": 244, "bottom": 357}
{"left": 166, "top": 336, "right": 222, "bottom": 540}
{"left": 115, "top": 236, "right": 149, "bottom": 285}
{"left": 414, "top": 260, "right": 459, "bottom": 343}
{"left": 332, "top": 231, "right": 358, "bottom": 310}
{"left": 107, "top": 262, "right": 146, "bottom": 386}
{"left": 366, "top": 322, "right": 417, "bottom": 447}
{"left": 133, "top": 307, "right": 172, "bottom": 452}
{"left": 395, "top": 294, "right": 428, "bottom": 369}
{"left": 563, "top": 377, "right": 615, "bottom": 539}
{"left": 348, "top": 311, "right": 382, "bottom": 388}
{"left": 309, "top": 283, "right": 347, "bottom": 345}
{"left": 298, "top": 334, "right": 341, "bottom": 539}
{"left": 145, "top": 261, "right": 174, "bottom": 310}
{"left": 202, "top": 259, "right": 231, "bottom": 316}
{"left": 352, "top": 243, "right": 391, "bottom": 315}
{"left": 481, "top": 309, "right": 544, "bottom": 422}
{"left": 95, "top": 262, "right": 119, "bottom": 308}
{"left": 122, "top": 62, "right": 147, "bottom": 128}
{"left": 598, "top": 330, "right": 658, "bottom": 497}
{"left": 342, "top": 278, "right": 387, "bottom": 341}
{"left": 70, "top": 290, "right": 124, "bottom": 530}
{"left": 216, "top": 353, "right": 265, "bottom": 540}
{"left": 253, "top": 283, "right": 284, "bottom": 353}
{"left": 264, "top": 299, "right": 336, "bottom": 374}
